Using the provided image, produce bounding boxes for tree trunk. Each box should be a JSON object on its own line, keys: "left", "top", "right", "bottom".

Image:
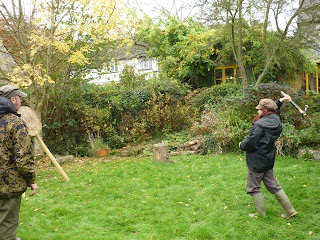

{"left": 153, "top": 143, "right": 170, "bottom": 163}
{"left": 228, "top": 3, "right": 248, "bottom": 90}
{"left": 237, "top": 0, "right": 248, "bottom": 89}
{"left": 255, "top": 57, "right": 274, "bottom": 86}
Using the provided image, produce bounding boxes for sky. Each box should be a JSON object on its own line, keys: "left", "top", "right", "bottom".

{"left": 126, "top": 0, "right": 198, "bottom": 20}
{"left": 0, "top": 0, "right": 198, "bottom": 22}
{"left": 1, "top": 0, "right": 300, "bottom": 31}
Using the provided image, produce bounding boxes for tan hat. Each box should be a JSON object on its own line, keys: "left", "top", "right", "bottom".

{"left": 255, "top": 98, "right": 278, "bottom": 110}
{"left": 0, "top": 85, "right": 27, "bottom": 99}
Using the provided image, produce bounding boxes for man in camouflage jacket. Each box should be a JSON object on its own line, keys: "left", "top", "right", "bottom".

{"left": 0, "top": 85, "right": 38, "bottom": 240}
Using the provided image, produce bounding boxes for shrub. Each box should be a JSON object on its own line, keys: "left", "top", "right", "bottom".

{"left": 191, "top": 83, "right": 242, "bottom": 111}
{"left": 190, "top": 109, "right": 217, "bottom": 136}
{"left": 162, "top": 131, "right": 193, "bottom": 151}
{"left": 191, "top": 105, "right": 250, "bottom": 153}
{"left": 299, "top": 112, "right": 320, "bottom": 148}
{"left": 141, "top": 91, "right": 196, "bottom": 137}
{"left": 200, "top": 134, "right": 216, "bottom": 155}
{"left": 276, "top": 123, "right": 301, "bottom": 156}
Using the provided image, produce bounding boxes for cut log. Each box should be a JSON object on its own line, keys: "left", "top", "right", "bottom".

{"left": 120, "top": 149, "right": 130, "bottom": 157}
{"left": 56, "top": 155, "right": 74, "bottom": 164}
{"left": 153, "top": 143, "right": 170, "bottom": 163}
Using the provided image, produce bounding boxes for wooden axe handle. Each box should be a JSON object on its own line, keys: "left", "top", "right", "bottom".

{"left": 280, "top": 91, "right": 305, "bottom": 115}
{"left": 36, "top": 135, "right": 70, "bottom": 182}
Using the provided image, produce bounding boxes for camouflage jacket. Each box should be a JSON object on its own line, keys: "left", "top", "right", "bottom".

{"left": 0, "top": 96, "right": 35, "bottom": 199}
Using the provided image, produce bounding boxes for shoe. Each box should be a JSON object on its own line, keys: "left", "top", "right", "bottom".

{"left": 250, "top": 192, "right": 266, "bottom": 217}
{"left": 274, "top": 189, "right": 297, "bottom": 219}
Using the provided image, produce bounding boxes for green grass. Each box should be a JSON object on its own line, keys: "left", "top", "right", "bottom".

{"left": 18, "top": 154, "right": 320, "bottom": 239}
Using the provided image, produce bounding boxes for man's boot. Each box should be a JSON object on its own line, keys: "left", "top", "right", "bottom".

{"left": 249, "top": 192, "right": 266, "bottom": 217}
{"left": 274, "top": 189, "right": 297, "bottom": 219}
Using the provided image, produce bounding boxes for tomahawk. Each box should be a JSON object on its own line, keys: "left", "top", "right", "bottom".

{"left": 280, "top": 91, "right": 309, "bottom": 117}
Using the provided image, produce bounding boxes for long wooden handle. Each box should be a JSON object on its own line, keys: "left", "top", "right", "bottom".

{"left": 35, "top": 135, "right": 70, "bottom": 182}
{"left": 280, "top": 91, "right": 304, "bottom": 114}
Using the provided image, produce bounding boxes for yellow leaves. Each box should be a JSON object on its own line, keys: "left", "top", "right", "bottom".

{"left": 30, "top": 32, "right": 49, "bottom": 48}
{"left": 7, "top": 64, "right": 53, "bottom": 87}
{"left": 68, "top": 50, "right": 89, "bottom": 65}
{"left": 52, "top": 40, "right": 70, "bottom": 53}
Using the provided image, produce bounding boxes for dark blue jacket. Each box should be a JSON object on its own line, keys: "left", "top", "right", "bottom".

{"left": 240, "top": 100, "right": 283, "bottom": 173}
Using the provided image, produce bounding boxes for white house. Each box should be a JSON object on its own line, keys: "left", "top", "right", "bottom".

{"left": 87, "top": 44, "right": 159, "bottom": 85}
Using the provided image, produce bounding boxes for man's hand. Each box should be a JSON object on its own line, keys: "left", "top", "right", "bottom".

{"left": 29, "top": 183, "right": 38, "bottom": 196}
{"left": 280, "top": 93, "right": 292, "bottom": 103}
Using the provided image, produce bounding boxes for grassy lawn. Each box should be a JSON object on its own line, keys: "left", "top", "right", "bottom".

{"left": 18, "top": 153, "right": 320, "bottom": 240}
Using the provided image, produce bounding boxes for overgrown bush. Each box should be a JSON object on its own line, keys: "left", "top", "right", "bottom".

{"left": 161, "top": 131, "right": 192, "bottom": 151}
{"left": 43, "top": 76, "right": 320, "bottom": 157}
{"left": 43, "top": 78, "right": 94, "bottom": 156}
{"left": 43, "top": 71, "right": 196, "bottom": 156}
{"left": 300, "top": 112, "right": 320, "bottom": 148}
{"left": 190, "top": 83, "right": 242, "bottom": 111}
{"left": 200, "top": 134, "right": 216, "bottom": 155}
{"left": 189, "top": 82, "right": 319, "bottom": 155}
{"left": 276, "top": 123, "right": 301, "bottom": 156}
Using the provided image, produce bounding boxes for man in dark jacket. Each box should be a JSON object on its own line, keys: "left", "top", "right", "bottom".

{"left": 0, "top": 85, "right": 38, "bottom": 240}
{"left": 239, "top": 96, "right": 297, "bottom": 219}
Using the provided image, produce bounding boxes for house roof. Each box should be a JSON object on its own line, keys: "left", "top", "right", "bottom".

{"left": 113, "top": 43, "right": 149, "bottom": 61}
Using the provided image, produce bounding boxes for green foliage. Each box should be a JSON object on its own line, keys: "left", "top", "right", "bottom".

{"left": 162, "top": 131, "right": 192, "bottom": 151}
{"left": 43, "top": 70, "right": 195, "bottom": 155}
{"left": 300, "top": 111, "right": 320, "bottom": 148}
{"left": 199, "top": 134, "right": 216, "bottom": 155}
{"left": 190, "top": 84, "right": 250, "bottom": 152}
{"left": 43, "top": 78, "right": 94, "bottom": 156}
{"left": 135, "top": 91, "right": 195, "bottom": 139}
{"left": 276, "top": 123, "right": 301, "bottom": 156}
{"left": 136, "top": 16, "right": 218, "bottom": 88}
{"left": 89, "top": 138, "right": 109, "bottom": 157}
{"left": 118, "top": 65, "right": 147, "bottom": 89}
{"left": 188, "top": 83, "right": 320, "bottom": 155}
{"left": 213, "top": 21, "right": 317, "bottom": 84}
{"left": 191, "top": 84, "right": 242, "bottom": 111}
{"left": 301, "top": 152, "right": 315, "bottom": 160}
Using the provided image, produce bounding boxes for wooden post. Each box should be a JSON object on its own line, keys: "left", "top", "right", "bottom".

{"left": 222, "top": 68, "right": 226, "bottom": 84}
{"left": 306, "top": 72, "right": 309, "bottom": 95}
{"left": 153, "top": 143, "right": 169, "bottom": 163}
{"left": 316, "top": 69, "right": 319, "bottom": 95}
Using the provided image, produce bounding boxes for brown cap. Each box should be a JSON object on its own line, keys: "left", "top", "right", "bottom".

{"left": 255, "top": 99, "right": 278, "bottom": 110}
{"left": 0, "top": 85, "right": 27, "bottom": 99}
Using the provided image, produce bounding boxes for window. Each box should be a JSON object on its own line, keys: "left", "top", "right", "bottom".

{"left": 110, "top": 63, "right": 118, "bottom": 73}
{"left": 214, "top": 65, "right": 240, "bottom": 85}
{"left": 140, "top": 59, "right": 152, "bottom": 70}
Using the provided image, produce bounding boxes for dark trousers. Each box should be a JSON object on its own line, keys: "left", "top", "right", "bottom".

{"left": 247, "top": 168, "right": 282, "bottom": 195}
{"left": 0, "top": 196, "right": 21, "bottom": 240}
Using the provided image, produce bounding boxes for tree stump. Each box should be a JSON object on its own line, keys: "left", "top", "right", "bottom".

{"left": 153, "top": 143, "right": 169, "bottom": 163}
